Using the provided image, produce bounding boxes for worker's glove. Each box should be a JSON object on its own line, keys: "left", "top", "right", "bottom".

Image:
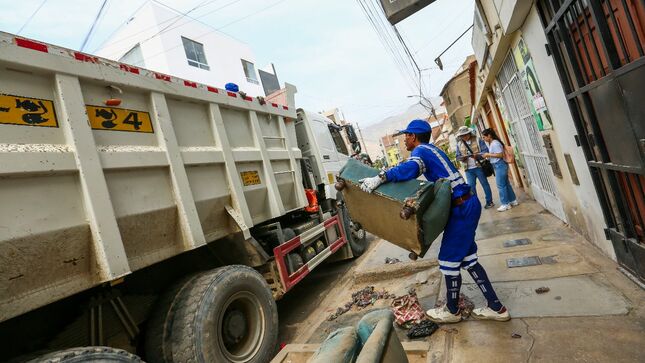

{"left": 359, "top": 174, "right": 384, "bottom": 194}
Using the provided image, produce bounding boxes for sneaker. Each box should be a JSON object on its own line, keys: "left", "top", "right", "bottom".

{"left": 497, "top": 204, "right": 512, "bottom": 212}
{"left": 484, "top": 202, "right": 495, "bottom": 209}
{"left": 426, "top": 306, "right": 462, "bottom": 324}
{"left": 510, "top": 200, "right": 519, "bottom": 206}
{"left": 471, "top": 306, "right": 511, "bottom": 321}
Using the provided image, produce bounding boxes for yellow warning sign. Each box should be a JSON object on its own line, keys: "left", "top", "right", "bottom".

{"left": 0, "top": 94, "right": 58, "bottom": 128}
{"left": 86, "top": 105, "right": 154, "bottom": 133}
{"left": 241, "top": 171, "right": 261, "bottom": 186}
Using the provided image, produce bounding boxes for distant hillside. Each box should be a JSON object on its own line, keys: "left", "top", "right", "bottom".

{"left": 361, "top": 99, "right": 444, "bottom": 159}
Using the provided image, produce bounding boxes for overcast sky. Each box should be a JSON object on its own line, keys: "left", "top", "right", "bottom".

{"left": 0, "top": 0, "right": 475, "bottom": 126}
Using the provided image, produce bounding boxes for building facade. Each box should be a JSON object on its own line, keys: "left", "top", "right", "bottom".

{"left": 470, "top": 0, "right": 644, "bottom": 280}
{"left": 95, "top": 2, "right": 278, "bottom": 97}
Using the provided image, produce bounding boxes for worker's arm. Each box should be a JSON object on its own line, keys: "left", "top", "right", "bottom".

{"left": 385, "top": 148, "right": 424, "bottom": 182}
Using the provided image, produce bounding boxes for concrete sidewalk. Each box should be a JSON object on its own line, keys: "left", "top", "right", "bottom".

{"left": 300, "top": 187, "right": 645, "bottom": 362}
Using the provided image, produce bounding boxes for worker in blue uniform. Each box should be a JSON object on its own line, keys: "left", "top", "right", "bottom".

{"left": 359, "top": 119, "right": 510, "bottom": 323}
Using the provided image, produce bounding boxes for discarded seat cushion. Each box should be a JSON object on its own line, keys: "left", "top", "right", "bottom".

{"left": 309, "top": 326, "right": 359, "bottom": 363}
{"left": 339, "top": 158, "right": 451, "bottom": 257}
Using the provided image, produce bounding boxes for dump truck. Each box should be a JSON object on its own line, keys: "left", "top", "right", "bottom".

{"left": 0, "top": 32, "right": 367, "bottom": 362}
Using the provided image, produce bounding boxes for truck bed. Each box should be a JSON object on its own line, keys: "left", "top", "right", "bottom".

{"left": 0, "top": 32, "right": 307, "bottom": 322}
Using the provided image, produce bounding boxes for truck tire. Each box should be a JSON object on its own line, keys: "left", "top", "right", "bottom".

{"left": 168, "top": 265, "right": 278, "bottom": 363}
{"left": 25, "top": 347, "right": 142, "bottom": 363}
{"left": 144, "top": 272, "right": 206, "bottom": 363}
{"left": 340, "top": 204, "right": 368, "bottom": 256}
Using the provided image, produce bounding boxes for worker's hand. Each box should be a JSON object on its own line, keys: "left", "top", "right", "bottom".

{"left": 359, "top": 175, "right": 383, "bottom": 193}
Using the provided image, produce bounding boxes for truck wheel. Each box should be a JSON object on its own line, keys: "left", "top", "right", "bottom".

{"left": 144, "top": 272, "right": 206, "bottom": 363}
{"left": 25, "top": 347, "right": 142, "bottom": 362}
{"left": 169, "top": 265, "right": 278, "bottom": 363}
{"left": 340, "top": 204, "right": 368, "bottom": 256}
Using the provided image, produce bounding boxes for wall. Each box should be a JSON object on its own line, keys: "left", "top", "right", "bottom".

{"left": 441, "top": 70, "right": 471, "bottom": 131}
{"left": 519, "top": 7, "right": 612, "bottom": 258}
{"left": 96, "top": 2, "right": 265, "bottom": 96}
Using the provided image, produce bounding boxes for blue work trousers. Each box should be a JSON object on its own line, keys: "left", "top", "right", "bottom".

{"left": 465, "top": 167, "right": 493, "bottom": 205}
{"left": 493, "top": 160, "right": 517, "bottom": 205}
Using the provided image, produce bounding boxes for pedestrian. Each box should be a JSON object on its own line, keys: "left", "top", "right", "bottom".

{"left": 359, "top": 119, "right": 510, "bottom": 323}
{"left": 481, "top": 128, "right": 519, "bottom": 212}
{"left": 454, "top": 126, "right": 495, "bottom": 209}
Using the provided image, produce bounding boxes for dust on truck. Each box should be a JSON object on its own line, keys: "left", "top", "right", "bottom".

{"left": 0, "top": 32, "right": 367, "bottom": 362}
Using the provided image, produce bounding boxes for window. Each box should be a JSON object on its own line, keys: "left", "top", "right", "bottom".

{"left": 458, "top": 96, "right": 463, "bottom": 106}
{"left": 181, "top": 37, "right": 209, "bottom": 70}
{"left": 328, "top": 125, "right": 349, "bottom": 155}
{"left": 241, "top": 59, "right": 259, "bottom": 84}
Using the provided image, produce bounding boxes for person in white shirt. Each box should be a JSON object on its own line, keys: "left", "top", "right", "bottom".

{"left": 481, "top": 128, "right": 519, "bottom": 212}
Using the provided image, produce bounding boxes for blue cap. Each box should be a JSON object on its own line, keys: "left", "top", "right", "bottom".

{"left": 225, "top": 83, "right": 239, "bottom": 92}
{"left": 397, "top": 119, "right": 431, "bottom": 135}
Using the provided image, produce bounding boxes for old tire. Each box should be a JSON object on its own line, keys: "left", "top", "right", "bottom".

{"left": 144, "top": 272, "right": 205, "bottom": 363}
{"left": 169, "top": 265, "right": 278, "bottom": 363}
{"left": 25, "top": 347, "right": 142, "bottom": 362}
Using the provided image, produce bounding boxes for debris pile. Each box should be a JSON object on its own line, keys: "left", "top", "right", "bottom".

{"left": 407, "top": 320, "right": 439, "bottom": 339}
{"left": 391, "top": 288, "right": 425, "bottom": 328}
{"left": 384, "top": 257, "right": 401, "bottom": 264}
{"left": 535, "top": 286, "right": 550, "bottom": 294}
{"left": 327, "top": 286, "right": 395, "bottom": 321}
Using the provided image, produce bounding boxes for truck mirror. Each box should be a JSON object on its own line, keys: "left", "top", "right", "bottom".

{"left": 345, "top": 125, "right": 359, "bottom": 143}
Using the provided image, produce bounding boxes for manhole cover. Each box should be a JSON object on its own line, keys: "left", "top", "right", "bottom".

{"left": 506, "top": 256, "right": 542, "bottom": 268}
{"left": 503, "top": 238, "right": 532, "bottom": 248}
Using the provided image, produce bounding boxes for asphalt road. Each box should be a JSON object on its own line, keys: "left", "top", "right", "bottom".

{"left": 276, "top": 235, "right": 379, "bottom": 345}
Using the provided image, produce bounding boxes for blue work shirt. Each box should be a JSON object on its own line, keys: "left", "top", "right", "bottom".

{"left": 385, "top": 143, "right": 470, "bottom": 198}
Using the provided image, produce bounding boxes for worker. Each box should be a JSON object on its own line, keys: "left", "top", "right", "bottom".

{"left": 359, "top": 119, "right": 510, "bottom": 323}
{"left": 455, "top": 126, "right": 495, "bottom": 209}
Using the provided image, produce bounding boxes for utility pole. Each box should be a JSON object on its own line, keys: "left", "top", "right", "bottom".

{"left": 356, "top": 123, "right": 369, "bottom": 156}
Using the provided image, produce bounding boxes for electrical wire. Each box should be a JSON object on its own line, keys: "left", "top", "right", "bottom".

{"left": 16, "top": 0, "right": 48, "bottom": 34}
{"left": 127, "top": 0, "right": 291, "bottom": 66}
{"left": 95, "top": 0, "right": 233, "bottom": 55}
{"left": 81, "top": 0, "right": 110, "bottom": 51}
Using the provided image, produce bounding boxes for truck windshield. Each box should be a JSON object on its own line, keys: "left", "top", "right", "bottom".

{"left": 329, "top": 126, "right": 349, "bottom": 156}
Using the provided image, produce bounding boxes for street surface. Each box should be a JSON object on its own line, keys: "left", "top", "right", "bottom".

{"left": 274, "top": 185, "right": 645, "bottom": 362}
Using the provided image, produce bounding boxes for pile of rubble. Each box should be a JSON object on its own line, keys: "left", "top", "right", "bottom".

{"left": 327, "top": 286, "right": 395, "bottom": 321}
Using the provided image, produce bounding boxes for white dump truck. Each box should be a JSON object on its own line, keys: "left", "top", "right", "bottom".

{"left": 0, "top": 32, "right": 367, "bottom": 362}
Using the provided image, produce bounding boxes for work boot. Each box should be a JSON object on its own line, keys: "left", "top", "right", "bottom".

{"left": 471, "top": 306, "right": 511, "bottom": 321}
{"left": 426, "top": 306, "right": 462, "bottom": 323}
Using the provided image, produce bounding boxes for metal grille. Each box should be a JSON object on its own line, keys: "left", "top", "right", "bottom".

{"left": 538, "top": 0, "right": 645, "bottom": 281}
{"left": 497, "top": 53, "right": 561, "bottom": 214}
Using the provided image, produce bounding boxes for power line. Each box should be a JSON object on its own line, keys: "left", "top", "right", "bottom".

{"left": 81, "top": 0, "right": 110, "bottom": 51}
{"left": 355, "top": 0, "right": 418, "bottom": 93}
{"left": 16, "top": 0, "right": 48, "bottom": 35}
{"left": 127, "top": 0, "right": 291, "bottom": 67}
{"left": 96, "top": 0, "right": 234, "bottom": 56}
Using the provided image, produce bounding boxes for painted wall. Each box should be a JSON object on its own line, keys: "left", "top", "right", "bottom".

{"left": 519, "top": 7, "right": 612, "bottom": 258}
{"left": 96, "top": 2, "right": 265, "bottom": 96}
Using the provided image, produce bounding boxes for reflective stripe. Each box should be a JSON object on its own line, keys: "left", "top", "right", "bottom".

{"left": 462, "top": 260, "right": 478, "bottom": 269}
{"left": 463, "top": 253, "right": 478, "bottom": 262}
{"left": 407, "top": 156, "right": 425, "bottom": 177}
{"left": 439, "top": 260, "right": 461, "bottom": 268}
{"left": 418, "top": 144, "right": 466, "bottom": 186}
{"left": 440, "top": 268, "right": 460, "bottom": 276}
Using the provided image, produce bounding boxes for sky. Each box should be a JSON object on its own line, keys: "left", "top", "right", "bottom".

{"left": 0, "top": 0, "right": 475, "bottom": 127}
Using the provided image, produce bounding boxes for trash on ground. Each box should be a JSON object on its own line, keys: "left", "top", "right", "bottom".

{"left": 535, "top": 286, "right": 550, "bottom": 294}
{"left": 511, "top": 333, "right": 522, "bottom": 339}
{"left": 407, "top": 320, "right": 439, "bottom": 339}
{"left": 391, "top": 288, "right": 426, "bottom": 328}
{"left": 385, "top": 257, "right": 401, "bottom": 264}
{"left": 327, "top": 286, "right": 395, "bottom": 321}
{"left": 435, "top": 293, "right": 475, "bottom": 318}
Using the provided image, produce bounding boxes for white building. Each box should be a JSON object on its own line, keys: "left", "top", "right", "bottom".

{"left": 95, "top": 1, "right": 279, "bottom": 97}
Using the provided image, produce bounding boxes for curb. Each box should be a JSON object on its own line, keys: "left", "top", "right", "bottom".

{"left": 353, "top": 259, "right": 439, "bottom": 284}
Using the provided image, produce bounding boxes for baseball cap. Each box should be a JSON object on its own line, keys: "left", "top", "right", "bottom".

{"left": 396, "top": 119, "right": 431, "bottom": 135}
